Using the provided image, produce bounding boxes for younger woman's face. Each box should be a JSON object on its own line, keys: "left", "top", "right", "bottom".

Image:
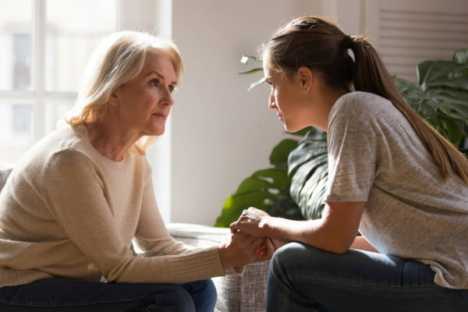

{"left": 263, "top": 61, "right": 310, "bottom": 133}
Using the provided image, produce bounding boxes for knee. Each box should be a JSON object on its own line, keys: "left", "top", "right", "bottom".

{"left": 190, "top": 279, "right": 217, "bottom": 310}
{"left": 270, "top": 242, "right": 336, "bottom": 278}
{"left": 170, "top": 287, "right": 196, "bottom": 312}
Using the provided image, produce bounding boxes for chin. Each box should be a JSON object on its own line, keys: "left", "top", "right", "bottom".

{"left": 144, "top": 126, "right": 165, "bottom": 136}
{"left": 284, "top": 122, "right": 309, "bottom": 134}
{"left": 283, "top": 121, "right": 299, "bottom": 133}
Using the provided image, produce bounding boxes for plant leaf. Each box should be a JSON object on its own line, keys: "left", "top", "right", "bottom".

{"left": 239, "top": 67, "right": 263, "bottom": 75}
{"left": 454, "top": 48, "right": 468, "bottom": 64}
{"left": 269, "top": 139, "right": 298, "bottom": 169}
{"left": 288, "top": 129, "right": 329, "bottom": 220}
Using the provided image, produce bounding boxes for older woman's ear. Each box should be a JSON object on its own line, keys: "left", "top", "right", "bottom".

{"left": 108, "top": 89, "right": 121, "bottom": 106}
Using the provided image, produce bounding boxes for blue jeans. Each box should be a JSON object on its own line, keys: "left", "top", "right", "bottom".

{"left": 267, "top": 242, "right": 468, "bottom": 312}
{"left": 0, "top": 277, "right": 216, "bottom": 311}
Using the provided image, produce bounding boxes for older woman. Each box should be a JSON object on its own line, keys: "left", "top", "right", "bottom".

{"left": 0, "top": 31, "right": 265, "bottom": 312}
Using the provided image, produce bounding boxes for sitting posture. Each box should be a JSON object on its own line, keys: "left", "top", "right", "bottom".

{"left": 232, "top": 16, "right": 468, "bottom": 312}
{"left": 0, "top": 31, "right": 267, "bottom": 312}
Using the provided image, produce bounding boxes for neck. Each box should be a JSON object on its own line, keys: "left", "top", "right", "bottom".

{"left": 85, "top": 116, "right": 140, "bottom": 161}
{"left": 311, "top": 87, "right": 348, "bottom": 132}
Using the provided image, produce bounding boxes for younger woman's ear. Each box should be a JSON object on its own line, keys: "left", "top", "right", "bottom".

{"left": 297, "top": 66, "right": 313, "bottom": 91}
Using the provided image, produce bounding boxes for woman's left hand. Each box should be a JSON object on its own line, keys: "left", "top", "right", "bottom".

{"left": 231, "top": 207, "right": 287, "bottom": 251}
{"left": 230, "top": 207, "right": 271, "bottom": 237}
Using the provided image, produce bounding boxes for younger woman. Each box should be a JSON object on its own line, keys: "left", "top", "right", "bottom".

{"left": 232, "top": 16, "right": 468, "bottom": 312}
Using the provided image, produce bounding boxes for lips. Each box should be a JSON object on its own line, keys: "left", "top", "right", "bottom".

{"left": 152, "top": 113, "right": 167, "bottom": 118}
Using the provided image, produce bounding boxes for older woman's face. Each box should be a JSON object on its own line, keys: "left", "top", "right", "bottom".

{"left": 113, "top": 51, "right": 177, "bottom": 136}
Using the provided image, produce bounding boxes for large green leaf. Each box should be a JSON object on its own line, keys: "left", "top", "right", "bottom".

{"left": 396, "top": 48, "right": 468, "bottom": 154}
{"left": 215, "top": 139, "right": 303, "bottom": 227}
{"left": 288, "top": 129, "right": 328, "bottom": 220}
{"left": 417, "top": 61, "right": 468, "bottom": 91}
{"left": 270, "top": 139, "right": 298, "bottom": 169}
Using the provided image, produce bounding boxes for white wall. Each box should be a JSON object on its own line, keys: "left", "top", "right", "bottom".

{"left": 166, "top": 0, "right": 321, "bottom": 225}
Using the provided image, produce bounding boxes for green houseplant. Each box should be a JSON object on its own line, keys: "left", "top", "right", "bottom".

{"left": 215, "top": 49, "right": 468, "bottom": 227}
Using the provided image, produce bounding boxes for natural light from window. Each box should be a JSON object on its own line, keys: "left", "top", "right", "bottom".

{"left": 0, "top": 0, "right": 117, "bottom": 164}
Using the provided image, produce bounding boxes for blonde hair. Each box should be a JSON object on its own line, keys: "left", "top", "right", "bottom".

{"left": 264, "top": 16, "right": 468, "bottom": 183}
{"left": 67, "top": 31, "right": 183, "bottom": 154}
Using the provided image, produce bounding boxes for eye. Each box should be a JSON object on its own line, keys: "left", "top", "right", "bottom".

{"left": 169, "top": 84, "right": 176, "bottom": 93}
{"left": 149, "top": 78, "right": 160, "bottom": 87}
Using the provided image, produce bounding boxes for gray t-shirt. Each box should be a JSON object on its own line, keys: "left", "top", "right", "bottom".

{"left": 325, "top": 91, "right": 468, "bottom": 289}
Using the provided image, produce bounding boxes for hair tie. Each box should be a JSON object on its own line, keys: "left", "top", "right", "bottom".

{"left": 341, "top": 35, "right": 356, "bottom": 62}
{"left": 341, "top": 35, "right": 354, "bottom": 49}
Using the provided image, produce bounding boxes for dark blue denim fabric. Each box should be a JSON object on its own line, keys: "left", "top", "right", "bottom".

{"left": 0, "top": 277, "right": 216, "bottom": 312}
{"left": 267, "top": 242, "right": 468, "bottom": 312}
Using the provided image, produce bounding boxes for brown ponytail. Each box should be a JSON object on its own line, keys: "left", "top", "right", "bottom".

{"left": 264, "top": 16, "right": 468, "bottom": 183}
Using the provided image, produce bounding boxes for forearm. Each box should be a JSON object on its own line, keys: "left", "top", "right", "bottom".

{"left": 261, "top": 216, "right": 352, "bottom": 254}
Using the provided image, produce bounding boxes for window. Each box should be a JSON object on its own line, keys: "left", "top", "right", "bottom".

{"left": 366, "top": 0, "right": 468, "bottom": 82}
{"left": 0, "top": 0, "right": 117, "bottom": 164}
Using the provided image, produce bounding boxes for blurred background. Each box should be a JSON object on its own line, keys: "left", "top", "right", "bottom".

{"left": 0, "top": 0, "right": 467, "bottom": 225}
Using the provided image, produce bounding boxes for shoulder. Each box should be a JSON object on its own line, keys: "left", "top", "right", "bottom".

{"left": 329, "top": 92, "right": 391, "bottom": 124}
{"left": 11, "top": 125, "right": 90, "bottom": 174}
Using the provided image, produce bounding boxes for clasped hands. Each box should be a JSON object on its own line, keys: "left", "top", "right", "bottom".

{"left": 221, "top": 207, "right": 283, "bottom": 273}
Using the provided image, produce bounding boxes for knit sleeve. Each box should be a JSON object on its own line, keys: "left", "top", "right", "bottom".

{"left": 42, "top": 149, "right": 225, "bottom": 283}
{"left": 133, "top": 168, "right": 195, "bottom": 257}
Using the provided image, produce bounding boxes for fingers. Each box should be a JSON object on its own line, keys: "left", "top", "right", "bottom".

{"left": 230, "top": 217, "right": 261, "bottom": 237}
{"left": 247, "top": 207, "right": 270, "bottom": 217}
{"left": 255, "top": 238, "right": 275, "bottom": 261}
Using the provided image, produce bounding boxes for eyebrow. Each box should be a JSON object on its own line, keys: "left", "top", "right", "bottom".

{"left": 146, "top": 70, "right": 178, "bottom": 86}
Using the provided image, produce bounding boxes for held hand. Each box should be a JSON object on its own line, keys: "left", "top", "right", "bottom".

{"left": 230, "top": 207, "right": 287, "bottom": 250}
{"left": 218, "top": 232, "right": 265, "bottom": 271}
{"left": 230, "top": 207, "right": 270, "bottom": 237}
{"left": 255, "top": 237, "right": 276, "bottom": 261}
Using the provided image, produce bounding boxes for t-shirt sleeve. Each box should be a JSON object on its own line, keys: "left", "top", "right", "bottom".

{"left": 325, "top": 102, "right": 378, "bottom": 203}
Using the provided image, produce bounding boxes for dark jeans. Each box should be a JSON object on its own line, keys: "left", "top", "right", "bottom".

{"left": 267, "top": 242, "right": 468, "bottom": 312}
{"left": 0, "top": 277, "right": 216, "bottom": 312}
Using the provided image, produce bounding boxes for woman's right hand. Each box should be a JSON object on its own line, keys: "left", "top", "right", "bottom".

{"left": 231, "top": 207, "right": 287, "bottom": 250}
{"left": 218, "top": 232, "right": 267, "bottom": 271}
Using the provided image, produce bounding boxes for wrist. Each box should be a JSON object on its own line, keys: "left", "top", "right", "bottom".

{"left": 218, "top": 244, "right": 233, "bottom": 271}
{"left": 258, "top": 216, "right": 276, "bottom": 237}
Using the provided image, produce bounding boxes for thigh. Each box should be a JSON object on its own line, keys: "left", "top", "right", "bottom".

{"left": 0, "top": 277, "right": 201, "bottom": 312}
{"left": 182, "top": 279, "right": 217, "bottom": 312}
{"left": 269, "top": 242, "right": 468, "bottom": 312}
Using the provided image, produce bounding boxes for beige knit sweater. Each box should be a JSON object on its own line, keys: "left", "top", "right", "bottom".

{"left": 0, "top": 124, "right": 224, "bottom": 287}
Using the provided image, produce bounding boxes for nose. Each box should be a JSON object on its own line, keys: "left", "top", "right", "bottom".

{"left": 161, "top": 87, "right": 174, "bottom": 107}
